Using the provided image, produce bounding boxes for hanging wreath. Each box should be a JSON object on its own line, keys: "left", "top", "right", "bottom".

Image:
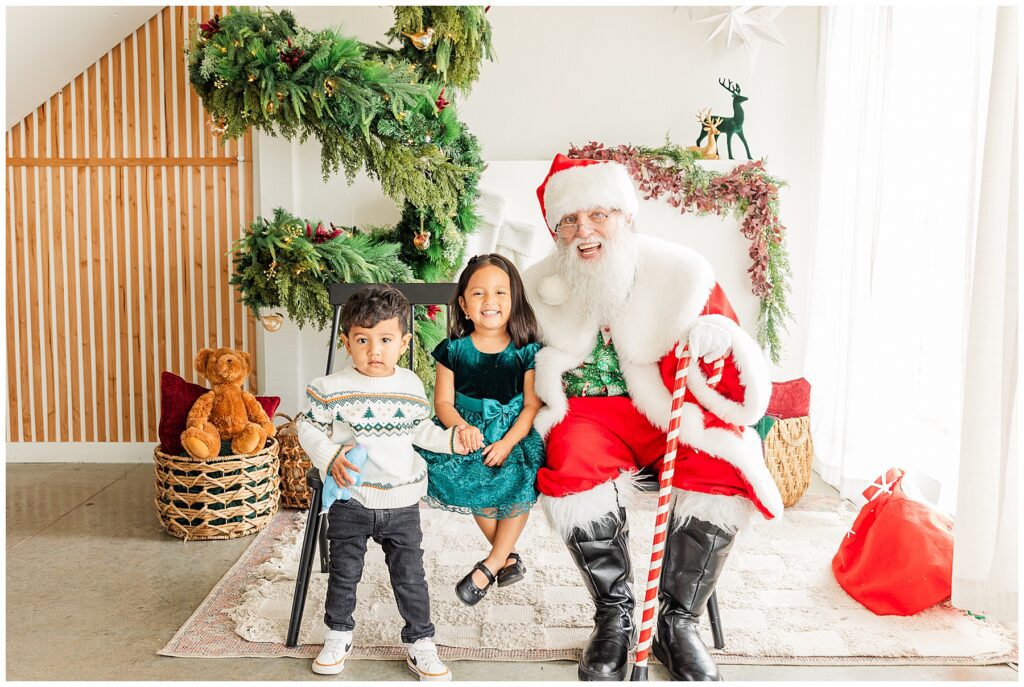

{"left": 568, "top": 140, "right": 792, "bottom": 363}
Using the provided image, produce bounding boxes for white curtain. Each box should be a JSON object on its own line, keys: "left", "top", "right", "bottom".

{"left": 805, "top": 7, "right": 999, "bottom": 513}
{"left": 951, "top": 7, "right": 1018, "bottom": 626}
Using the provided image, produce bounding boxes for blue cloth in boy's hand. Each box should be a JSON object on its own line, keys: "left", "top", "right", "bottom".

{"left": 321, "top": 444, "right": 369, "bottom": 509}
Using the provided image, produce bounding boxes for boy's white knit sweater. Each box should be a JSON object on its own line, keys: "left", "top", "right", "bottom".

{"left": 296, "top": 365, "right": 455, "bottom": 510}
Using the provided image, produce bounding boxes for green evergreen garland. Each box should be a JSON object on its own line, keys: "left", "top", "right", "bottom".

{"left": 229, "top": 208, "right": 413, "bottom": 330}
{"left": 187, "top": 7, "right": 493, "bottom": 392}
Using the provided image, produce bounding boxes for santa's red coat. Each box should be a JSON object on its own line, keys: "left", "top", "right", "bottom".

{"left": 523, "top": 235, "right": 783, "bottom": 525}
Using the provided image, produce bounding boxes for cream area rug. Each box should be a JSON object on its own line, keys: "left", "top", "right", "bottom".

{"left": 159, "top": 495, "right": 1017, "bottom": 665}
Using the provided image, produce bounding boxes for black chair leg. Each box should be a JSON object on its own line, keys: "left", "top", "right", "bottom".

{"left": 285, "top": 487, "right": 324, "bottom": 648}
{"left": 318, "top": 511, "right": 330, "bottom": 574}
{"left": 707, "top": 590, "right": 725, "bottom": 650}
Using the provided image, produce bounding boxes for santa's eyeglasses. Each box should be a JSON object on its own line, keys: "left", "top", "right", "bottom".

{"left": 555, "top": 209, "right": 620, "bottom": 238}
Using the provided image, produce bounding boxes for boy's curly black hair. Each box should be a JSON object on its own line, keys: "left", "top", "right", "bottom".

{"left": 340, "top": 284, "right": 410, "bottom": 334}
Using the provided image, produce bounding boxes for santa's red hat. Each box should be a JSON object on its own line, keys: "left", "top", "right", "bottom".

{"left": 536, "top": 154, "right": 639, "bottom": 238}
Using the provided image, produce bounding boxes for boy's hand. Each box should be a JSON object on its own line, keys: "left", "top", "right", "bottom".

{"left": 329, "top": 444, "right": 360, "bottom": 487}
{"left": 482, "top": 438, "right": 513, "bottom": 467}
{"left": 457, "top": 425, "right": 484, "bottom": 453}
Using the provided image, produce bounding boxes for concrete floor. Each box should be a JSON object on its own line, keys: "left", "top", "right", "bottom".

{"left": 5, "top": 463, "right": 1018, "bottom": 681}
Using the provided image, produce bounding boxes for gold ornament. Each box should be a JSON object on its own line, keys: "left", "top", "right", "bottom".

{"left": 260, "top": 312, "right": 284, "bottom": 332}
{"left": 247, "top": 73, "right": 256, "bottom": 82}
{"left": 266, "top": 101, "right": 275, "bottom": 113}
{"left": 402, "top": 27, "right": 435, "bottom": 51}
{"left": 208, "top": 117, "right": 228, "bottom": 135}
{"left": 413, "top": 231, "right": 431, "bottom": 251}
{"left": 324, "top": 78, "right": 336, "bottom": 97}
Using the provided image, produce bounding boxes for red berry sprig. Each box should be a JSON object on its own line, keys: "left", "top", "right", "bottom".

{"left": 279, "top": 38, "right": 306, "bottom": 70}
{"left": 435, "top": 87, "right": 450, "bottom": 112}
{"left": 199, "top": 14, "right": 221, "bottom": 38}
{"left": 305, "top": 221, "right": 345, "bottom": 244}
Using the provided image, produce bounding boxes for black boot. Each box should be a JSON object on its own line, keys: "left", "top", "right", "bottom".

{"left": 652, "top": 515, "right": 736, "bottom": 681}
{"left": 565, "top": 508, "right": 635, "bottom": 681}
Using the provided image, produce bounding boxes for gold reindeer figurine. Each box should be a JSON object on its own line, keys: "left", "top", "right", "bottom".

{"left": 687, "top": 109, "right": 723, "bottom": 160}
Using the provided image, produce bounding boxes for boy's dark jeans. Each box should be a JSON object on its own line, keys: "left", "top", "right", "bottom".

{"left": 324, "top": 498, "right": 435, "bottom": 643}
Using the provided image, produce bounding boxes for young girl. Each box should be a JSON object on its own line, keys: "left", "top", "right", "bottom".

{"left": 418, "top": 254, "right": 545, "bottom": 606}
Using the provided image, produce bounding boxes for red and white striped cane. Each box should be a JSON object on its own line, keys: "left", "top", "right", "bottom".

{"left": 630, "top": 345, "right": 725, "bottom": 681}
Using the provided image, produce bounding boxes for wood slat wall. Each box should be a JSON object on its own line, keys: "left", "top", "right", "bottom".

{"left": 5, "top": 6, "right": 258, "bottom": 443}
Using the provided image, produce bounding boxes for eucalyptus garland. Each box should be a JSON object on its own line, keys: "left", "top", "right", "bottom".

{"left": 569, "top": 141, "right": 793, "bottom": 363}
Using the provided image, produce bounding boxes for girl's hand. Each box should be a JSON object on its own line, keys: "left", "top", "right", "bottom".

{"left": 457, "top": 425, "right": 485, "bottom": 453}
{"left": 452, "top": 429, "right": 470, "bottom": 456}
{"left": 482, "top": 439, "right": 513, "bottom": 467}
{"left": 329, "top": 444, "right": 359, "bottom": 487}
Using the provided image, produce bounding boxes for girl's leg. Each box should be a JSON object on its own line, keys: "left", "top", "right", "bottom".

{"left": 471, "top": 512, "right": 530, "bottom": 587}
{"left": 472, "top": 514, "right": 498, "bottom": 544}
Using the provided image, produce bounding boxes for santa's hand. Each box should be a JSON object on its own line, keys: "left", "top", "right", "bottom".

{"left": 688, "top": 320, "right": 732, "bottom": 363}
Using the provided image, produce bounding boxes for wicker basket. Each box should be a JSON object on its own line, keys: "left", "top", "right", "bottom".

{"left": 274, "top": 413, "right": 314, "bottom": 509}
{"left": 153, "top": 439, "right": 281, "bottom": 540}
{"left": 762, "top": 416, "right": 814, "bottom": 507}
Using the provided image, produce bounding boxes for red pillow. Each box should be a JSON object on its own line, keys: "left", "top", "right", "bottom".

{"left": 158, "top": 371, "right": 281, "bottom": 455}
{"left": 765, "top": 378, "right": 811, "bottom": 419}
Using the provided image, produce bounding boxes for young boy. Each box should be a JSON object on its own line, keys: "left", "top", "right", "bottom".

{"left": 297, "top": 284, "right": 467, "bottom": 681}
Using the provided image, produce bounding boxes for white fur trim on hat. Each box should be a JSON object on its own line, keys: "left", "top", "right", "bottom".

{"left": 543, "top": 162, "right": 639, "bottom": 231}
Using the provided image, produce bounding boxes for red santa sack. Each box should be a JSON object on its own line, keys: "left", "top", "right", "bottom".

{"left": 832, "top": 468, "right": 954, "bottom": 615}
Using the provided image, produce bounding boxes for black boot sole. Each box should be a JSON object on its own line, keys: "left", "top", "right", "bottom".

{"left": 651, "top": 634, "right": 722, "bottom": 682}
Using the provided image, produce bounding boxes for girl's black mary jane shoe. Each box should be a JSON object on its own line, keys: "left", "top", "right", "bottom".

{"left": 455, "top": 561, "right": 496, "bottom": 606}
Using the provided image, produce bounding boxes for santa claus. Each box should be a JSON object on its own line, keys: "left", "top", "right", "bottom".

{"left": 523, "top": 155, "right": 783, "bottom": 681}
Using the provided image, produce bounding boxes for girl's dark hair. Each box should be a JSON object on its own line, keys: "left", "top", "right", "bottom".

{"left": 449, "top": 254, "right": 539, "bottom": 347}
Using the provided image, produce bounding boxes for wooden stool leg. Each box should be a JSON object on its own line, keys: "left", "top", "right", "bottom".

{"left": 707, "top": 590, "right": 725, "bottom": 650}
{"left": 286, "top": 489, "right": 324, "bottom": 647}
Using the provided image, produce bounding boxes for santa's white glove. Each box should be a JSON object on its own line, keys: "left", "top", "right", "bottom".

{"left": 688, "top": 319, "right": 732, "bottom": 363}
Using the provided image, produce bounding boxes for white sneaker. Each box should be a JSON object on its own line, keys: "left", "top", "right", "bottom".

{"left": 312, "top": 629, "right": 354, "bottom": 675}
{"left": 406, "top": 637, "right": 452, "bottom": 681}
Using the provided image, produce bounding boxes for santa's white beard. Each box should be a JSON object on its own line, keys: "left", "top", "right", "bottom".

{"left": 554, "top": 227, "right": 639, "bottom": 323}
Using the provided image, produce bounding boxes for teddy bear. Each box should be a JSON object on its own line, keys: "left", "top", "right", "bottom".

{"left": 180, "top": 347, "right": 276, "bottom": 459}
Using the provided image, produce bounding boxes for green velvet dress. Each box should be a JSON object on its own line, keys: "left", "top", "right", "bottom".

{"left": 417, "top": 336, "right": 545, "bottom": 519}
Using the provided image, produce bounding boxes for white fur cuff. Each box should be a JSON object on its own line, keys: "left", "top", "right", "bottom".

{"left": 685, "top": 314, "right": 772, "bottom": 426}
{"left": 671, "top": 489, "right": 759, "bottom": 534}
{"left": 541, "top": 472, "right": 642, "bottom": 540}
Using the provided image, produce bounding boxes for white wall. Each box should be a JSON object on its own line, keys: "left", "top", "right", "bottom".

{"left": 256, "top": 5, "right": 821, "bottom": 414}
{"left": 5, "top": 6, "right": 159, "bottom": 129}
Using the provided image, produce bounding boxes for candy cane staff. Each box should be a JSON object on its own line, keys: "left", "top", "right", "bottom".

{"left": 630, "top": 349, "right": 724, "bottom": 681}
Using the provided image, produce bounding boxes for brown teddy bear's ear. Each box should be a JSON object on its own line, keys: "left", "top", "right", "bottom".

{"left": 194, "top": 348, "right": 213, "bottom": 375}
{"left": 238, "top": 350, "right": 252, "bottom": 371}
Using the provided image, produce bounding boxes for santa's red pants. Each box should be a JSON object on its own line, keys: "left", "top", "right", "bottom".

{"left": 537, "top": 396, "right": 758, "bottom": 504}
